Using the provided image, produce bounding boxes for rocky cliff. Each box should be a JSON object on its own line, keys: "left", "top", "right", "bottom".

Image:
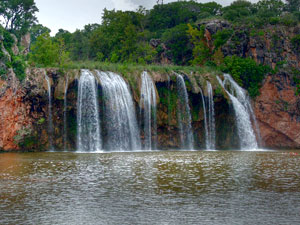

{"left": 0, "top": 65, "right": 299, "bottom": 151}
{"left": 0, "top": 67, "right": 241, "bottom": 151}
{"left": 255, "top": 72, "right": 300, "bottom": 148}
{"left": 1, "top": 21, "right": 300, "bottom": 151}
{"left": 200, "top": 20, "right": 300, "bottom": 149}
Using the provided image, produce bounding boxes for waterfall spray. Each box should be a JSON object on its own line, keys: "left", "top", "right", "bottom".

{"left": 63, "top": 76, "right": 69, "bottom": 151}
{"left": 77, "top": 70, "right": 102, "bottom": 152}
{"left": 97, "top": 71, "right": 141, "bottom": 151}
{"left": 167, "top": 75, "right": 171, "bottom": 142}
{"left": 176, "top": 74, "right": 194, "bottom": 150}
{"left": 45, "top": 73, "right": 54, "bottom": 150}
{"left": 199, "top": 87, "right": 209, "bottom": 149}
{"left": 217, "top": 74, "right": 259, "bottom": 150}
{"left": 207, "top": 81, "right": 216, "bottom": 150}
{"left": 140, "top": 71, "right": 157, "bottom": 150}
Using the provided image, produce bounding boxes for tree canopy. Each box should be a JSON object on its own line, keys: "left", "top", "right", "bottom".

{"left": 0, "top": 0, "right": 38, "bottom": 37}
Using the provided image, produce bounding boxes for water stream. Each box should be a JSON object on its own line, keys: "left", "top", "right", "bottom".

{"left": 167, "top": 75, "right": 171, "bottom": 142}
{"left": 176, "top": 74, "right": 194, "bottom": 150}
{"left": 97, "top": 71, "right": 141, "bottom": 151}
{"left": 44, "top": 73, "right": 53, "bottom": 150}
{"left": 140, "top": 71, "right": 157, "bottom": 150}
{"left": 77, "top": 70, "right": 102, "bottom": 152}
{"left": 207, "top": 81, "right": 216, "bottom": 150}
{"left": 63, "top": 76, "right": 68, "bottom": 151}
{"left": 199, "top": 87, "right": 209, "bottom": 149}
{"left": 217, "top": 74, "right": 258, "bottom": 149}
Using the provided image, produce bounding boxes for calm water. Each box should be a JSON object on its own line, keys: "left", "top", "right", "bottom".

{"left": 0, "top": 150, "right": 300, "bottom": 225}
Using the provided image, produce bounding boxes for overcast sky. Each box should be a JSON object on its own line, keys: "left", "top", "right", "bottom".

{"left": 35, "top": 0, "right": 259, "bottom": 36}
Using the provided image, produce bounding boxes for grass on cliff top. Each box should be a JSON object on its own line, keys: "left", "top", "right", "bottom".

{"left": 64, "top": 60, "right": 221, "bottom": 76}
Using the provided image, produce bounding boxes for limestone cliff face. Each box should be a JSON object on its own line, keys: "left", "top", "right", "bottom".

{"left": 199, "top": 20, "right": 300, "bottom": 70}
{"left": 254, "top": 72, "right": 300, "bottom": 149}
{"left": 0, "top": 69, "right": 31, "bottom": 150}
{"left": 0, "top": 67, "right": 299, "bottom": 151}
{"left": 199, "top": 20, "right": 300, "bottom": 149}
{"left": 0, "top": 68, "right": 238, "bottom": 151}
{"left": 0, "top": 68, "right": 74, "bottom": 151}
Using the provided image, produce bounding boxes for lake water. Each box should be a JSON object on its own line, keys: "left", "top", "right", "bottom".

{"left": 0, "top": 150, "right": 300, "bottom": 225}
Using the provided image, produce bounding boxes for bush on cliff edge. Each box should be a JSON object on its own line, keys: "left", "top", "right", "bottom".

{"left": 221, "top": 56, "right": 271, "bottom": 97}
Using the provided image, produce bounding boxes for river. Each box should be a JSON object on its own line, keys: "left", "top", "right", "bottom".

{"left": 0, "top": 150, "right": 299, "bottom": 224}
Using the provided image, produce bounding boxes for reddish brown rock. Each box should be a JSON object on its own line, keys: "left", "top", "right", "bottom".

{"left": 0, "top": 74, "right": 33, "bottom": 150}
{"left": 254, "top": 73, "right": 300, "bottom": 149}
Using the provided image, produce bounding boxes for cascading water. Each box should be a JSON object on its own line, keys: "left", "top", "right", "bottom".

{"left": 63, "top": 76, "right": 69, "bottom": 151}
{"left": 207, "top": 81, "right": 216, "bottom": 150}
{"left": 77, "top": 70, "right": 102, "bottom": 152}
{"left": 176, "top": 74, "right": 194, "bottom": 150}
{"left": 96, "top": 71, "right": 141, "bottom": 151}
{"left": 45, "top": 74, "right": 53, "bottom": 150}
{"left": 140, "top": 71, "right": 157, "bottom": 150}
{"left": 167, "top": 75, "right": 171, "bottom": 141}
{"left": 199, "top": 87, "right": 209, "bottom": 149}
{"left": 217, "top": 74, "right": 259, "bottom": 150}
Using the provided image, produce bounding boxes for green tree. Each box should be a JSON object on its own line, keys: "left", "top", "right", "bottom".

{"left": 222, "top": 56, "right": 270, "bottom": 97}
{"left": 29, "top": 32, "right": 69, "bottom": 67}
{"left": 69, "top": 29, "right": 90, "bottom": 60}
{"left": 255, "top": 0, "right": 284, "bottom": 20}
{"left": 56, "top": 38, "right": 70, "bottom": 68}
{"left": 29, "top": 32, "right": 58, "bottom": 66}
{"left": 0, "top": 0, "right": 38, "bottom": 36}
{"left": 29, "top": 24, "right": 51, "bottom": 44}
{"left": 213, "top": 29, "right": 233, "bottom": 49}
{"left": 89, "top": 9, "right": 148, "bottom": 62}
{"left": 161, "top": 24, "right": 192, "bottom": 65}
{"left": 291, "top": 34, "right": 300, "bottom": 50}
{"left": 222, "top": 0, "right": 255, "bottom": 22}
{"left": 147, "top": 1, "right": 201, "bottom": 33}
{"left": 286, "top": 0, "right": 300, "bottom": 12}
{"left": 187, "top": 24, "right": 210, "bottom": 65}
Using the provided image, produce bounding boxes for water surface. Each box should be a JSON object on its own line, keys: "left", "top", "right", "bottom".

{"left": 0, "top": 150, "right": 300, "bottom": 224}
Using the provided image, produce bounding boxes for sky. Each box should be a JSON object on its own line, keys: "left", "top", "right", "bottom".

{"left": 35, "top": 0, "right": 259, "bottom": 36}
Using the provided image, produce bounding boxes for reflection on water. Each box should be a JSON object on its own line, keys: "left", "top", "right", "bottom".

{"left": 0, "top": 151, "right": 300, "bottom": 224}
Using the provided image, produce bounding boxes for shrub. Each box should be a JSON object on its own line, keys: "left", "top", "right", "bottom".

{"left": 29, "top": 32, "right": 70, "bottom": 68}
{"left": 2, "top": 30, "right": 14, "bottom": 52}
{"left": 269, "top": 17, "right": 280, "bottom": 25}
{"left": 161, "top": 24, "right": 192, "bottom": 65}
{"left": 213, "top": 29, "right": 233, "bottom": 49}
{"left": 29, "top": 32, "right": 58, "bottom": 67}
{"left": 187, "top": 24, "right": 211, "bottom": 65}
{"left": 11, "top": 55, "right": 26, "bottom": 81}
{"left": 221, "top": 56, "right": 271, "bottom": 97}
{"left": 292, "top": 68, "right": 300, "bottom": 95}
{"left": 280, "top": 13, "right": 297, "bottom": 26}
{"left": 110, "top": 52, "right": 119, "bottom": 63}
{"left": 291, "top": 34, "right": 300, "bottom": 49}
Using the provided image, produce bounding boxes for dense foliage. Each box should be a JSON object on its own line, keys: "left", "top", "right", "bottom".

{"left": 31, "top": 0, "right": 297, "bottom": 66}
{"left": 0, "top": 0, "right": 299, "bottom": 95}
{"left": 221, "top": 56, "right": 271, "bottom": 97}
{"left": 29, "top": 32, "right": 69, "bottom": 67}
{"left": 0, "top": 25, "right": 26, "bottom": 80}
{"left": 0, "top": 0, "right": 38, "bottom": 37}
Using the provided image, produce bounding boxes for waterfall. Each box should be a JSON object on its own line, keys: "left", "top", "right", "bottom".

{"left": 77, "top": 70, "right": 102, "bottom": 152}
{"left": 96, "top": 71, "right": 141, "bottom": 151}
{"left": 140, "top": 71, "right": 157, "bottom": 150}
{"left": 167, "top": 75, "right": 171, "bottom": 141}
{"left": 63, "top": 76, "right": 68, "bottom": 151}
{"left": 199, "top": 87, "right": 209, "bottom": 149}
{"left": 45, "top": 73, "right": 53, "bottom": 150}
{"left": 207, "top": 81, "right": 216, "bottom": 150}
{"left": 176, "top": 74, "right": 194, "bottom": 150}
{"left": 217, "top": 74, "right": 258, "bottom": 150}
